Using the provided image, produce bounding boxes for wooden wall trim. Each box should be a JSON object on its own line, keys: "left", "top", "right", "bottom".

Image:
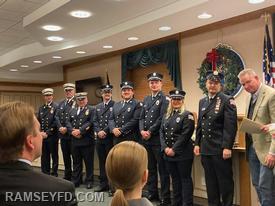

{"left": 0, "top": 82, "right": 49, "bottom": 87}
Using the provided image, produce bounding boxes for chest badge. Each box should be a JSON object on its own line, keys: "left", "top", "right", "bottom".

{"left": 215, "top": 97, "right": 221, "bottom": 113}
{"left": 110, "top": 107, "right": 113, "bottom": 112}
{"left": 176, "top": 117, "right": 181, "bottom": 123}
{"left": 85, "top": 110, "right": 89, "bottom": 116}
{"left": 127, "top": 107, "right": 131, "bottom": 112}
{"left": 97, "top": 108, "right": 100, "bottom": 112}
{"left": 50, "top": 108, "right": 54, "bottom": 114}
{"left": 156, "top": 100, "right": 159, "bottom": 106}
{"left": 202, "top": 108, "right": 206, "bottom": 111}
{"left": 72, "top": 101, "right": 76, "bottom": 109}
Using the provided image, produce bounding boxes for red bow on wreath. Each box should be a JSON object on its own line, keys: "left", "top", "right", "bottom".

{"left": 206, "top": 48, "right": 219, "bottom": 71}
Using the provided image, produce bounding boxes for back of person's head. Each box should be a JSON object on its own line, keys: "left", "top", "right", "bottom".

{"left": 0, "top": 101, "right": 35, "bottom": 163}
{"left": 106, "top": 141, "right": 148, "bottom": 206}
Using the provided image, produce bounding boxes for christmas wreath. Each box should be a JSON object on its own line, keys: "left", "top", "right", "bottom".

{"left": 197, "top": 44, "right": 244, "bottom": 97}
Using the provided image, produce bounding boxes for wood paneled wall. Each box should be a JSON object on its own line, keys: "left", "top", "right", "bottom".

{"left": 126, "top": 63, "right": 175, "bottom": 101}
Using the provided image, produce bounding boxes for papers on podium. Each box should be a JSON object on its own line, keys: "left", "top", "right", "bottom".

{"left": 239, "top": 118, "right": 263, "bottom": 134}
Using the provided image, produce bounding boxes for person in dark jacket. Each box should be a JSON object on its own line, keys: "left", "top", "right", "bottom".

{"left": 55, "top": 83, "right": 76, "bottom": 181}
{"left": 66, "top": 92, "right": 95, "bottom": 189}
{"left": 109, "top": 81, "right": 142, "bottom": 144}
{"left": 37, "top": 88, "right": 59, "bottom": 176}
{"left": 139, "top": 72, "right": 170, "bottom": 205}
{"left": 160, "top": 89, "right": 195, "bottom": 206}
{"left": 93, "top": 84, "right": 115, "bottom": 192}
{"left": 194, "top": 71, "right": 237, "bottom": 206}
{"left": 0, "top": 101, "right": 77, "bottom": 206}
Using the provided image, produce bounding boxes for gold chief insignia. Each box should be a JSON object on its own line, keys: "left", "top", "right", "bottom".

{"left": 85, "top": 109, "right": 89, "bottom": 116}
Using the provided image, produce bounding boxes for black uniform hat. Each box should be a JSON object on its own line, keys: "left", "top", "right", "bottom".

{"left": 147, "top": 72, "right": 163, "bottom": 81}
{"left": 169, "top": 89, "right": 186, "bottom": 99}
{"left": 120, "top": 81, "right": 134, "bottom": 90}
{"left": 101, "top": 84, "right": 113, "bottom": 92}
{"left": 206, "top": 70, "right": 224, "bottom": 82}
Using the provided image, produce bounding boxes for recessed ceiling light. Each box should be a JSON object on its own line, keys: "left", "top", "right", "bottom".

{"left": 20, "top": 65, "right": 29, "bottom": 68}
{"left": 128, "top": 37, "right": 139, "bottom": 41}
{"left": 248, "top": 0, "right": 265, "bottom": 4}
{"left": 52, "top": 55, "right": 62, "bottom": 59}
{"left": 9, "top": 69, "right": 18, "bottom": 72}
{"left": 103, "top": 45, "right": 113, "bottom": 49}
{"left": 76, "top": 51, "right": 86, "bottom": 54}
{"left": 158, "top": 26, "right": 171, "bottom": 31}
{"left": 70, "top": 10, "right": 92, "bottom": 18}
{"left": 47, "top": 36, "right": 64, "bottom": 41}
{"left": 42, "top": 25, "right": 62, "bottom": 31}
{"left": 198, "top": 12, "right": 212, "bottom": 19}
{"left": 33, "top": 60, "right": 42, "bottom": 64}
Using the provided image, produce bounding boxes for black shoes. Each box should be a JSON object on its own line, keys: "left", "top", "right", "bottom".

{"left": 108, "top": 190, "right": 114, "bottom": 197}
{"left": 147, "top": 193, "right": 160, "bottom": 201}
{"left": 157, "top": 199, "right": 171, "bottom": 206}
{"left": 94, "top": 185, "right": 109, "bottom": 192}
{"left": 86, "top": 183, "right": 93, "bottom": 189}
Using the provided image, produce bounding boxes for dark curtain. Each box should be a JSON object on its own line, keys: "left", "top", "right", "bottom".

{"left": 121, "top": 40, "right": 182, "bottom": 89}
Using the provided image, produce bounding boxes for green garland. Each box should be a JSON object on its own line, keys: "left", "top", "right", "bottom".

{"left": 197, "top": 44, "right": 244, "bottom": 97}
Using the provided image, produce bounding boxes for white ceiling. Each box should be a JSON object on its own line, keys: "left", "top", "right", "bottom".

{"left": 0, "top": 0, "right": 274, "bottom": 83}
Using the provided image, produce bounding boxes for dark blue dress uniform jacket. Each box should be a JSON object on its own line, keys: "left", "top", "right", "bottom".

{"left": 139, "top": 91, "right": 169, "bottom": 145}
{"left": 109, "top": 98, "right": 142, "bottom": 144}
{"left": 195, "top": 92, "right": 237, "bottom": 155}
{"left": 66, "top": 105, "right": 95, "bottom": 147}
{"left": 37, "top": 102, "right": 58, "bottom": 139}
{"left": 93, "top": 100, "right": 115, "bottom": 143}
{"left": 55, "top": 98, "right": 76, "bottom": 139}
{"left": 160, "top": 110, "right": 195, "bottom": 161}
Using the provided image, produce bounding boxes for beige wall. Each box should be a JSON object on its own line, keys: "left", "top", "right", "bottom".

{"left": 181, "top": 18, "right": 265, "bottom": 115}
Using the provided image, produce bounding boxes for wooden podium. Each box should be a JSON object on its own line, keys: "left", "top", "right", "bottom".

{"left": 233, "top": 115, "right": 251, "bottom": 206}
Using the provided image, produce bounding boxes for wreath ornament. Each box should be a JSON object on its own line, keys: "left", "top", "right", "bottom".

{"left": 197, "top": 44, "right": 244, "bottom": 97}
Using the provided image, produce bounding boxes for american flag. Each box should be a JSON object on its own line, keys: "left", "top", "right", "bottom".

{"left": 263, "top": 24, "right": 275, "bottom": 88}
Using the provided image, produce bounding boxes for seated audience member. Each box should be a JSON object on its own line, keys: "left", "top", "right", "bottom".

{"left": 0, "top": 101, "right": 77, "bottom": 206}
{"left": 106, "top": 141, "right": 153, "bottom": 206}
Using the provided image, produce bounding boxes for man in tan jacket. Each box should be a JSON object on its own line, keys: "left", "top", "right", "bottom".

{"left": 238, "top": 69, "right": 275, "bottom": 206}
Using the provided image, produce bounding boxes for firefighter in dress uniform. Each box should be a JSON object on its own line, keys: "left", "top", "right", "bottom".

{"left": 55, "top": 83, "right": 76, "bottom": 181}
{"left": 109, "top": 81, "right": 142, "bottom": 144}
{"left": 139, "top": 72, "right": 171, "bottom": 205}
{"left": 66, "top": 92, "right": 95, "bottom": 189}
{"left": 194, "top": 71, "right": 237, "bottom": 206}
{"left": 93, "top": 84, "right": 115, "bottom": 192}
{"left": 160, "top": 89, "right": 195, "bottom": 206}
{"left": 37, "top": 88, "right": 59, "bottom": 176}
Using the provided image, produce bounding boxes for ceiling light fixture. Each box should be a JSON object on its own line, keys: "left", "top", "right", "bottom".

{"left": 42, "top": 25, "right": 62, "bottom": 31}
{"left": 70, "top": 10, "right": 92, "bottom": 18}
{"left": 52, "top": 56, "right": 62, "bottom": 59}
{"left": 128, "top": 37, "right": 139, "bottom": 41}
{"left": 198, "top": 12, "right": 212, "bottom": 19}
{"left": 47, "top": 36, "right": 64, "bottom": 41}
{"left": 20, "top": 65, "right": 29, "bottom": 68}
{"left": 33, "top": 60, "right": 42, "bottom": 64}
{"left": 76, "top": 51, "right": 86, "bottom": 54}
{"left": 103, "top": 45, "right": 113, "bottom": 49}
{"left": 248, "top": 0, "right": 265, "bottom": 4}
{"left": 158, "top": 26, "right": 171, "bottom": 31}
{"left": 9, "top": 69, "right": 18, "bottom": 72}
